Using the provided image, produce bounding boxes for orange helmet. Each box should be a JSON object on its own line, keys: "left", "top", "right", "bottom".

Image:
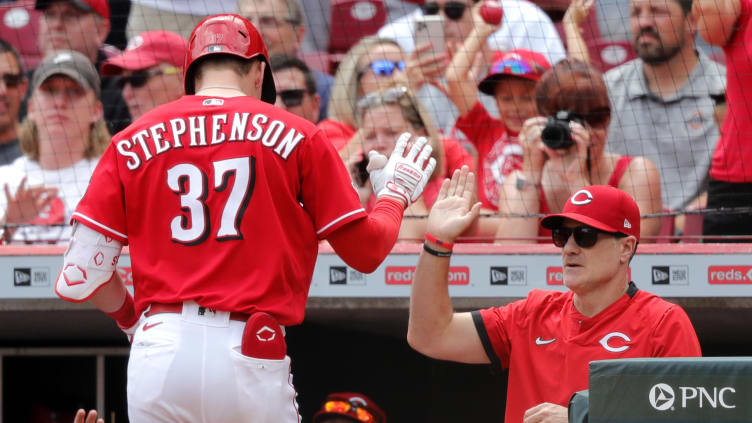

{"left": 184, "top": 14, "right": 276, "bottom": 103}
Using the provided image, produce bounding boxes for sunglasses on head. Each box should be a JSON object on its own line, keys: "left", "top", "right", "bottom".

{"left": 551, "top": 226, "right": 626, "bottom": 248}
{"left": 277, "top": 88, "right": 308, "bottom": 108}
{"left": 1, "top": 73, "right": 24, "bottom": 88}
{"left": 492, "top": 59, "right": 536, "bottom": 76}
{"left": 358, "top": 59, "right": 406, "bottom": 79}
{"left": 323, "top": 399, "right": 377, "bottom": 423}
{"left": 118, "top": 66, "right": 180, "bottom": 89}
{"left": 422, "top": 1, "right": 468, "bottom": 21}
{"left": 356, "top": 85, "right": 411, "bottom": 110}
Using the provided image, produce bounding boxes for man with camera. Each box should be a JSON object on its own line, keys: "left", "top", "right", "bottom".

{"left": 408, "top": 166, "right": 701, "bottom": 423}
{"left": 565, "top": 0, "right": 726, "bottom": 217}
{"left": 495, "top": 59, "right": 663, "bottom": 242}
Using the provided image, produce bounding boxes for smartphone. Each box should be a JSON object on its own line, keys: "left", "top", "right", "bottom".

{"left": 356, "top": 155, "right": 370, "bottom": 187}
{"left": 413, "top": 14, "right": 445, "bottom": 56}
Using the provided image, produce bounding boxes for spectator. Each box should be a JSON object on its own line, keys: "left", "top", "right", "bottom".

{"left": 0, "top": 50, "right": 108, "bottom": 243}
{"left": 238, "top": 0, "right": 334, "bottom": 121}
{"left": 0, "top": 38, "right": 28, "bottom": 166}
{"left": 352, "top": 85, "right": 473, "bottom": 239}
{"left": 34, "top": 0, "right": 130, "bottom": 133}
{"left": 496, "top": 59, "right": 662, "bottom": 242}
{"left": 127, "top": 1, "right": 237, "bottom": 40}
{"left": 409, "top": 171, "right": 701, "bottom": 423}
{"left": 313, "top": 392, "right": 386, "bottom": 423}
{"left": 695, "top": 0, "right": 752, "bottom": 240}
{"left": 378, "top": 0, "right": 566, "bottom": 65}
{"left": 320, "top": 36, "right": 447, "bottom": 153}
{"left": 100, "top": 30, "right": 187, "bottom": 121}
{"left": 566, "top": 0, "right": 726, "bottom": 215}
{"left": 447, "top": 2, "right": 550, "bottom": 212}
{"left": 270, "top": 54, "right": 321, "bottom": 123}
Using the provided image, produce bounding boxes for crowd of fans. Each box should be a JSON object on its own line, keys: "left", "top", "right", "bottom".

{"left": 0, "top": 0, "right": 748, "bottom": 243}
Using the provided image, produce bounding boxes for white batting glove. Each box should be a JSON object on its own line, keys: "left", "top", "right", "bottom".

{"left": 368, "top": 133, "right": 437, "bottom": 206}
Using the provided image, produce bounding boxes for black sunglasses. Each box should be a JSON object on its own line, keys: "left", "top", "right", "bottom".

{"left": 118, "top": 67, "right": 180, "bottom": 89}
{"left": 422, "top": 1, "right": 468, "bottom": 21}
{"left": 1, "top": 73, "right": 24, "bottom": 88}
{"left": 551, "top": 226, "right": 625, "bottom": 248}
{"left": 278, "top": 89, "right": 308, "bottom": 108}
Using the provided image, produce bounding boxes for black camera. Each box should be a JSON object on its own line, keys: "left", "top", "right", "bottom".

{"left": 541, "top": 110, "right": 584, "bottom": 150}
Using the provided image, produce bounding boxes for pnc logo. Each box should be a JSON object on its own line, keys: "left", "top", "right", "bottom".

{"left": 649, "top": 383, "right": 736, "bottom": 411}
{"left": 650, "top": 383, "right": 675, "bottom": 411}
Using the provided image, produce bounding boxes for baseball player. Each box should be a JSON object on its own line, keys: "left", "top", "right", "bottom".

{"left": 408, "top": 169, "right": 701, "bottom": 423}
{"left": 54, "top": 14, "right": 435, "bottom": 422}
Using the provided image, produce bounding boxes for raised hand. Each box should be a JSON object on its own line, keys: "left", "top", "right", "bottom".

{"left": 73, "top": 409, "right": 104, "bottom": 423}
{"left": 3, "top": 177, "right": 58, "bottom": 224}
{"left": 426, "top": 166, "right": 482, "bottom": 243}
{"left": 368, "top": 133, "right": 437, "bottom": 206}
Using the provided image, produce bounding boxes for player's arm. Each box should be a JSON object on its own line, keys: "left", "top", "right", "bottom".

{"left": 695, "top": 0, "right": 742, "bottom": 46}
{"left": 407, "top": 167, "right": 490, "bottom": 363}
{"left": 56, "top": 223, "right": 138, "bottom": 336}
{"left": 327, "top": 134, "right": 437, "bottom": 273}
{"left": 445, "top": 2, "right": 499, "bottom": 118}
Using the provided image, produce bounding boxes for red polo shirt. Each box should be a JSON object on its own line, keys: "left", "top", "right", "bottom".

{"left": 474, "top": 282, "right": 701, "bottom": 422}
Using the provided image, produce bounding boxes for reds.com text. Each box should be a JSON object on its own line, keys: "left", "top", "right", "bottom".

{"left": 386, "top": 266, "right": 469, "bottom": 285}
{"left": 708, "top": 266, "right": 752, "bottom": 284}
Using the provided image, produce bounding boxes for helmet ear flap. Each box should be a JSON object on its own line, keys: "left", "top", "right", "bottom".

{"left": 183, "top": 14, "right": 276, "bottom": 103}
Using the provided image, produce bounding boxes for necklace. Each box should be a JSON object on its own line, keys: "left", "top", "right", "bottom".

{"left": 195, "top": 86, "right": 246, "bottom": 95}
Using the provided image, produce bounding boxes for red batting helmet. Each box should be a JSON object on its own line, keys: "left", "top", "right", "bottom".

{"left": 184, "top": 14, "right": 276, "bottom": 103}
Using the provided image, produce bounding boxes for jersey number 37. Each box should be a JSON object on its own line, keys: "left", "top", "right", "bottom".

{"left": 167, "top": 156, "right": 256, "bottom": 245}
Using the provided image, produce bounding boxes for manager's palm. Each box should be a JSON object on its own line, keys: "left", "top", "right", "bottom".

{"left": 427, "top": 166, "right": 481, "bottom": 243}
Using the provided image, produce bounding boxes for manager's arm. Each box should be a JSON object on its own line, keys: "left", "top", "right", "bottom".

{"left": 407, "top": 167, "right": 489, "bottom": 363}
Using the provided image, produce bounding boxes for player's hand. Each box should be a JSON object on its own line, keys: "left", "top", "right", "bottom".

{"left": 426, "top": 166, "right": 482, "bottom": 243}
{"left": 3, "top": 177, "right": 58, "bottom": 224}
{"left": 523, "top": 402, "right": 568, "bottom": 423}
{"left": 74, "top": 409, "right": 104, "bottom": 423}
{"left": 368, "top": 133, "right": 437, "bottom": 207}
{"left": 118, "top": 320, "right": 139, "bottom": 344}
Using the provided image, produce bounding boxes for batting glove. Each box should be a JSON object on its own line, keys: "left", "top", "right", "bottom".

{"left": 368, "top": 133, "right": 437, "bottom": 206}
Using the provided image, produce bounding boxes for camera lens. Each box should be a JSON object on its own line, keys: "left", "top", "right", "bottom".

{"left": 541, "top": 118, "right": 574, "bottom": 150}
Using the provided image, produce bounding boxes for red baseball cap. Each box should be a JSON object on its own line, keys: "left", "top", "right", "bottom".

{"left": 540, "top": 185, "right": 641, "bottom": 241}
{"left": 35, "top": 0, "right": 110, "bottom": 20}
{"left": 313, "top": 392, "right": 386, "bottom": 423}
{"left": 478, "top": 49, "right": 550, "bottom": 95}
{"left": 101, "top": 31, "right": 188, "bottom": 76}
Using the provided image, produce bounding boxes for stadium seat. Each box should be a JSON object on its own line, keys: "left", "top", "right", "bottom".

{"left": 0, "top": 0, "right": 42, "bottom": 71}
{"left": 328, "top": 0, "right": 387, "bottom": 55}
{"left": 588, "top": 39, "right": 636, "bottom": 72}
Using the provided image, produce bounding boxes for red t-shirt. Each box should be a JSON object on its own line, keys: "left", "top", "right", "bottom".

{"left": 475, "top": 283, "right": 701, "bottom": 423}
{"left": 365, "top": 137, "right": 474, "bottom": 210}
{"left": 454, "top": 102, "right": 523, "bottom": 211}
{"left": 317, "top": 118, "right": 355, "bottom": 151}
{"left": 710, "top": 0, "right": 752, "bottom": 182}
{"left": 73, "top": 96, "right": 366, "bottom": 326}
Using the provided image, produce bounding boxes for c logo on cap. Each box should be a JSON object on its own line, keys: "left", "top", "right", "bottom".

{"left": 570, "top": 189, "right": 593, "bottom": 205}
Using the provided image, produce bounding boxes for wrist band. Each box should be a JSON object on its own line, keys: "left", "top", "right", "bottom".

{"left": 423, "top": 242, "right": 452, "bottom": 258}
{"left": 425, "top": 233, "right": 454, "bottom": 249}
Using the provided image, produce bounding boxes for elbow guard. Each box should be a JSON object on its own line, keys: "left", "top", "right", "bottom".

{"left": 55, "top": 222, "right": 123, "bottom": 302}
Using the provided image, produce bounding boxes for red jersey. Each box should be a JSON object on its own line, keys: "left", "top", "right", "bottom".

{"left": 73, "top": 95, "right": 367, "bottom": 326}
{"left": 474, "top": 282, "right": 701, "bottom": 423}
{"left": 710, "top": 0, "right": 752, "bottom": 182}
{"left": 454, "top": 102, "right": 523, "bottom": 211}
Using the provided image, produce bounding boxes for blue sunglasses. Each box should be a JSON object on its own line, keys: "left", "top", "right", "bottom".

{"left": 358, "top": 60, "right": 406, "bottom": 79}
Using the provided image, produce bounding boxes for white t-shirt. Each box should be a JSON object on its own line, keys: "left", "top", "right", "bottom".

{"left": 377, "top": 0, "right": 567, "bottom": 65}
{"left": 0, "top": 156, "right": 99, "bottom": 243}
